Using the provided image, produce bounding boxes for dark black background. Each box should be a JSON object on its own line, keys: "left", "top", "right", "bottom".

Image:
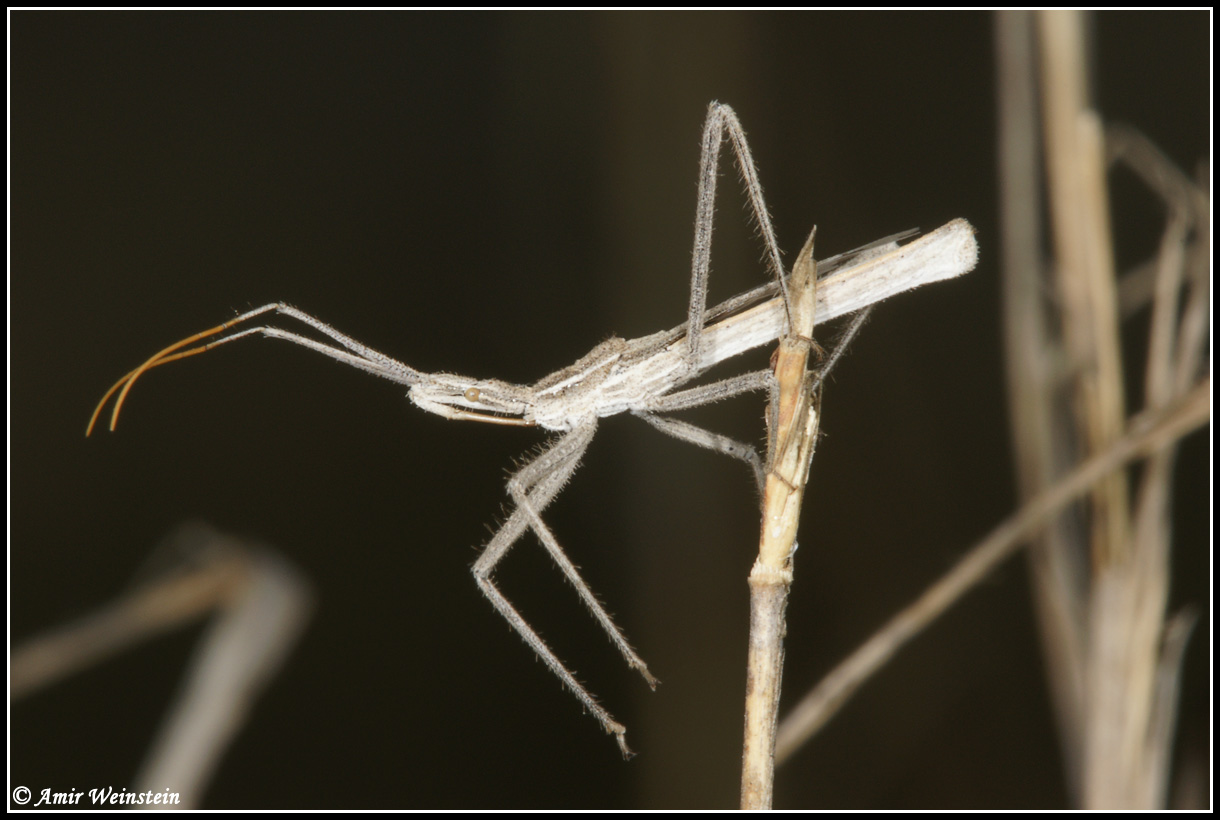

{"left": 12, "top": 11, "right": 1209, "bottom": 809}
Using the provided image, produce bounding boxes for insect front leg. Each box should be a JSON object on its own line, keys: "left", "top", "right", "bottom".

{"left": 685, "top": 102, "right": 789, "bottom": 362}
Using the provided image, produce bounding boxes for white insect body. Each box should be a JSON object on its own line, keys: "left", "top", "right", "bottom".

{"left": 92, "top": 103, "right": 977, "bottom": 756}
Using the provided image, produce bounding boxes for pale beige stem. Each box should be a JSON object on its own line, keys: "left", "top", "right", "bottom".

{"left": 740, "top": 229, "right": 820, "bottom": 810}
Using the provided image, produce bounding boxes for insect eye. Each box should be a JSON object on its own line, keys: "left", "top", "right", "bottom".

{"left": 464, "top": 387, "right": 481, "bottom": 403}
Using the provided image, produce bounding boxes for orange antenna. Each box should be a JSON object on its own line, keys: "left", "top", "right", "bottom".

{"left": 88, "top": 301, "right": 427, "bottom": 437}
{"left": 87, "top": 317, "right": 255, "bottom": 436}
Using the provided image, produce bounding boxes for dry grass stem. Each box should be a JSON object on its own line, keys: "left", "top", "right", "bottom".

{"left": 996, "top": 11, "right": 1089, "bottom": 782}
{"left": 1037, "top": 11, "right": 1208, "bottom": 807}
{"left": 740, "top": 229, "right": 821, "bottom": 810}
{"left": 773, "top": 378, "right": 1209, "bottom": 766}
{"left": 990, "top": 11, "right": 1209, "bottom": 806}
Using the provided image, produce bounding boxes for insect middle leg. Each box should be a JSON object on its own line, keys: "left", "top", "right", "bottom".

{"left": 633, "top": 369, "right": 777, "bottom": 496}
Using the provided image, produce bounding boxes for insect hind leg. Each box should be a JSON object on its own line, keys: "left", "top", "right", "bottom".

{"left": 470, "top": 421, "right": 651, "bottom": 758}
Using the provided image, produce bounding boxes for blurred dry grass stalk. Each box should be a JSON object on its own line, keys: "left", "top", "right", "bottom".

{"left": 769, "top": 10, "right": 1207, "bottom": 809}
{"left": 1000, "top": 10, "right": 1209, "bottom": 808}
{"left": 11, "top": 523, "right": 313, "bottom": 809}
